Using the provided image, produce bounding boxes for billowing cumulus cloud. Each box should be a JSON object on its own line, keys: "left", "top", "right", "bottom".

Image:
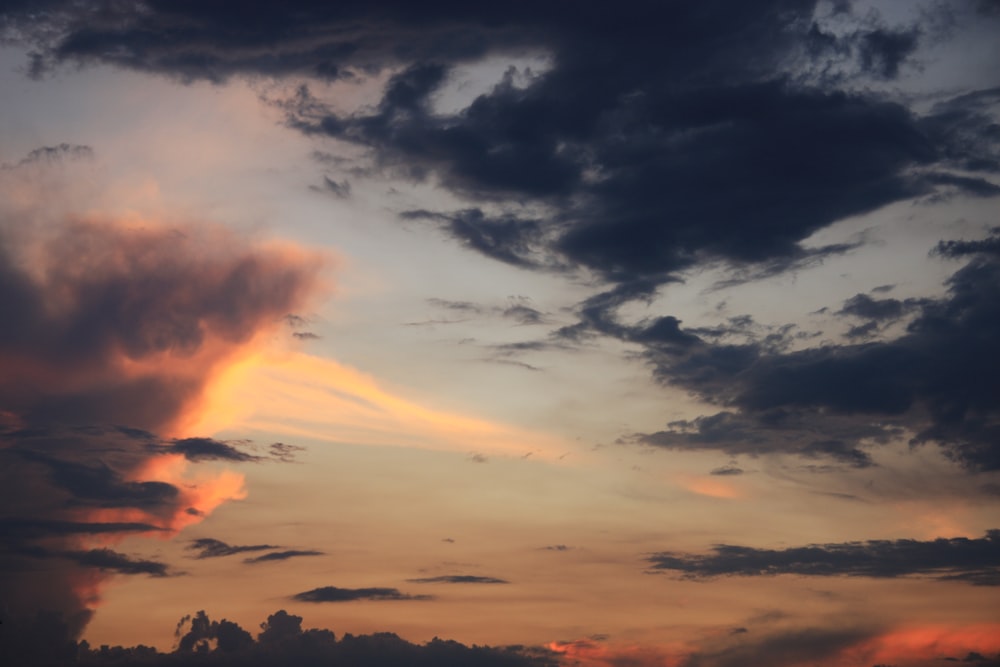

{"left": 0, "top": 152, "right": 325, "bottom": 639}
{"left": 648, "top": 530, "right": 1000, "bottom": 585}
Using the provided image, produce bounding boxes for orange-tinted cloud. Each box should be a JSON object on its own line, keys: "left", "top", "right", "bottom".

{"left": 677, "top": 475, "right": 743, "bottom": 499}
{"left": 0, "top": 188, "right": 325, "bottom": 638}
{"left": 839, "top": 624, "right": 1000, "bottom": 667}
{"left": 547, "top": 638, "right": 690, "bottom": 667}
{"left": 187, "top": 347, "right": 570, "bottom": 460}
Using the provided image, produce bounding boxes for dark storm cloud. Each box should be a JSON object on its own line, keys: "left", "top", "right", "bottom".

{"left": 293, "top": 586, "right": 432, "bottom": 602}
{"left": 406, "top": 575, "right": 509, "bottom": 584}
{"left": 7, "top": 0, "right": 992, "bottom": 289}
{"left": 647, "top": 530, "right": 1000, "bottom": 585}
{"left": 6, "top": 4, "right": 998, "bottom": 477}
{"left": 187, "top": 538, "right": 279, "bottom": 559}
{"left": 243, "top": 549, "right": 324, "bottom": 564}
{"left": 302, "top": 75, "right": 949, "bottom": 284}
{"left": 623, "top": 233, "right": 1000, "bottom": 471}
{"left": 633, "top": 411, "right": 885, "bottom": 468}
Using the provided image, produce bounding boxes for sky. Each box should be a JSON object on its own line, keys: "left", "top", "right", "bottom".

{"left": 1, "top": 1, "right": 999, "bottom": 665}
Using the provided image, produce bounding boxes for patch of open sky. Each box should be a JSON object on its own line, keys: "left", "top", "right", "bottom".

{"left": 428, "top": 51, "right": 554, "bottom": 117}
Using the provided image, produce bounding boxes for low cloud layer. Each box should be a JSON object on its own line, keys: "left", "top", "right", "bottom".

{"left": 186, "top": 538, "right": 279, "bottom": 560}
{"left": 243, "top": 550, "right": 324, "bottom": 565}
{"left": 407, "top": 575, "right": 509, "bottom": 584}
{"left": 293, "top": 586, "right": 432, "bottom": 602}
{"left": 648, "top": 530, "right": 1000, "bottom": 585}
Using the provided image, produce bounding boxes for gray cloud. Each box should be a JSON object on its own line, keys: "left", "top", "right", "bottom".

{"left": 406, "top": 575, "right": 509, "bottom": 584}
{"left": 292, "top": 586, "right": 432, "bottom": 602}
{"left": 244, "top": 550, "right": 325, "bottom": 564}
{"left": 187, "top": 538, "right": 280, "bottom": 559}
{"left": 648, "top": 530, "right": 1000, "bottom": 585}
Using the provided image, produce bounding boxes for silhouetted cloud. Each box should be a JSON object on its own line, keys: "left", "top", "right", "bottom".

{"left": 621, "top": 235, "right": 1000, "bottom": 471}
{"left": 60, "top": 548, "right": 170, "bottom": 577}
{"left": 407, "top": 575, "right": 509, "bottom": 584}
{"left": 0, "top": 150, "right": 324, "bottom": 637}
{"left": 6, "top": 1, "right": 991, "bottom": 292}
{"left": 0, "top": 518, "right": 164, "bottom": 541}
{"left": 648, "top": 530, "right": 1000, "bottom": 585}
{"left": 187, "top": 538, "right": 279, "bottom": 559}
{"left": 160, "top": 437, "right": 261, "bottom": 463}
{"left": 243, "top": 550, "right": 325, "bottom": 564}
{"left": 293, "top": 586, "right": 432, "bottom": 602}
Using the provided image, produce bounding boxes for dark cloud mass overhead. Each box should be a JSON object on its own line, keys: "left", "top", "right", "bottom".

{"left": 4, "top": 1, "right": 995, "bottom": 284}
{"left": 3, "top": 2, "right": 998, "bottom": 475}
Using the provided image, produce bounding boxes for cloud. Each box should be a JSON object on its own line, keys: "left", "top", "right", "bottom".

{"left": 406, "top": 575, "right": 509, "bottom": 584}
{"left": 709, "top": 465, "right": 744, "bottom": 476}
{"left": 186, "top": 538, "right": 279, "bottom": 559}
{"left": 7, "top": 1, "right": 993, "bottom": 291}
{"left": 647, "top": 530, "right": 1000, "bottom": 585}
{"left": 6, "top": 3, "right": 996, "bottom": 477}
{"left": 0, "top": 150, "right": 325, "bottom": 638}
{"left": 0, "top": 518, "right": 164, "bottom": 540}
{"left": 59, "top": 548, "right": 170, "bottom": 577}
{"left": 676, "top": 626, "right": 882, "bottom": 667}
{"left": 243, "top": 550, "right": 325, "bottom": 564}
{"left": 159, "top": 437, "right": 262, "bottom": 463}
{"left": 292, "top": 586, "right": 432, "bottom": 602}
{"left": 0, "top": 142, "right": 93, "bottom": 169}
{"left": 617, "top": 235, "right": 1000, "bottom": 471}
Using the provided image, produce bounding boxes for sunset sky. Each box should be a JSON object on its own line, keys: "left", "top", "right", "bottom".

{"left": 1, "top": 1, "right": 999, "bottom": 665}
